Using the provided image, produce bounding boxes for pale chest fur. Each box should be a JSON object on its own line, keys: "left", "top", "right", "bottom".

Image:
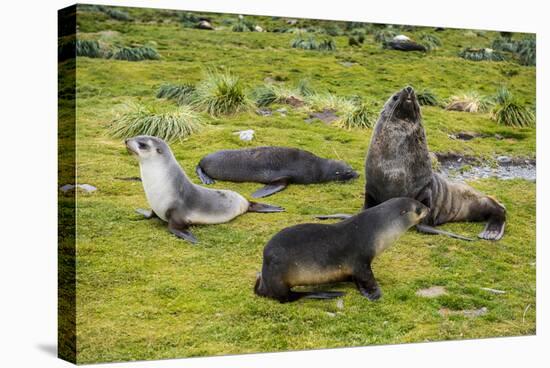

{"left": 140, "top": 161, "right": 177, "bottom": 221}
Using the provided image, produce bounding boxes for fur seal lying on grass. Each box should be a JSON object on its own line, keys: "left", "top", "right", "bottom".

{"left": 196, "top": 146, "right": 359, "bottom": 198}
{"left": 125, "top": 136, "right": 284, "bottom": 244}
{"left": 254, "top": 198, "right": 429, "bottom": 303}
{"left": 365, "top": 87, "right": 506, "bottom": 240}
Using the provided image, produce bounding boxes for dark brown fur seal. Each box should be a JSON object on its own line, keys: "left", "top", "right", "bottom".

{"left": 254, "top": 198, "right": 429, "bottom": 303}
{"left": 196, "top": 146, "right": 359, "bottom": 198}
{"left": 364, "top": 86, "right": 506, "bottom": 240}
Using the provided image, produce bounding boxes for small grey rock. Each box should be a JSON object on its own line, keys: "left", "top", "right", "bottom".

{"left": 60, "top": 184, "right": 75, "bottom": 192}
{"left": 416, "top": 286, "right": 447, "bottom": 298}
{"left": 336, "top": 299, "right": 344, "bottom": 310}
{"left": 78, "top": 184, "right": 97, "bottom": 193}
{"left": 497, "top": 156, "right": 512, "bottom": 165}
{"left": 256, "top": 108, "right": 272, "bottom": 116}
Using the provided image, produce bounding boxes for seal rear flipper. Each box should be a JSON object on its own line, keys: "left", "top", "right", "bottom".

{"left": 195, "top": 165, "right": 215, "bottom": 185}
{"left": 301, "top": 291, "right": 346, "bottom": 299}
{"left": 168, "top": 218, "right": 198, "bottom": 244}
{"left": 478, "top": 220, "right": 505, "bottom": 241}
{"left": 251, "top": 178, "right": 290, "bottom": 198}
{"left": 169, "top": 227, "right": 198, "bottom": 244}
{"left": 416, "top": 224, "right": 473, "bottom": 241}
{"left": 315, "top": 214, "right": 353, "bottom": 220}
{"left": 135, "top": 208, "right": 157, "bottom": 219}
{"left": 248, "top": 201, "right": 284, "bottom": 213}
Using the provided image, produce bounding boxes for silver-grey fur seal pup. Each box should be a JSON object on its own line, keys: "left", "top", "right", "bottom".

{"left": 363, "top": 86, "right": 506, "bottom": 240}
{"left": 125, "top": 136, "right": 284, "bottom": 244}
{"left": 254, "top": 198, "right": 429, "bottom": 303}
{"left": 195, "top": 147, "right": 359, "bottom": 198}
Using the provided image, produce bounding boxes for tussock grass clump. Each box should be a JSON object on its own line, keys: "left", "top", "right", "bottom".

{"left": 489, "top": 87, "right": 534, "bottom": 127}
{"left": 492, "top": 37, "right": 518, "bottom": 53}
{"left": 517, "top": 37, "right": 536, "bottom": 66}
{"left": 459, "top": 47, "right": 505, "bottom": 62}
{"left": 374, "top": 29, "right": 397, "bottom": 43}
{"left": 297, "top": 79, "right": 315, "bottom": 97}
{"left": 305, "top": 93, "right": 356, "bottom": 113}
{"left": 180, "top": 12, "right": 199, "bottom": 27}
{"left": 416, "top": 89, "right": 439, "bottom": 106}
{"left": 112, "top": 46, "right": 160, "bottom": 61}
{"left": 446, "top": 92, "right": 491, "bottom": 113}
{"left": 194, "top": 71, "right": 251, "bottom": 116}
{"left": 335, "top": 100, "right": 375, "bottom": 129}
{"left": 232, "top": 19, "right": 255, "bottom": 32}
{"left": 76, "top": 40, "right": 103, "bottom": 58}
{"left": 96, "top": 5, "right": 132, "bottom": 21}
{"left": 110, "top": 103, "right": 204, "bottom": 142}
{"left": 291, "top": 36, "right": 336, "bottom": 51}
{"left": 252, "top": 79, "right": 315, "bottom": 107}
{"left": 420, "top": 34, "right": 441, "bottom": 51}
{"left": 491, "top": 36, "right": 535, "bottom": 66}
{"left": 491, "top": 101, "right": 535, "bottom": 128}
{"left": 156, "top": 83, "right": 196, "bottom": 105}
{"left": 348, "top": 34, "right": 365, "bottom": 47}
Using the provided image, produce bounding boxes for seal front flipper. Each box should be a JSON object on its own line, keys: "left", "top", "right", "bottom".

{"left": 251, "top": 177, "right": 290, "bottom": 198}
{"left": 478, "top": 220, "right": 505, "bottom": 241}
{"left": 135, "top": 208, "right": 158, "bottom": 219}
{"left": 195, "top": 165, "right": 215, "bottom": 185}
{"left": 315, "top": 214, "right": 353, "bottom": 220}
{"left": 168, "top": 219, "right": 198, "bottom": 244}
{"left": 416, "top": 224, "right": 473, "bottom": 241}
{"left": 354, "top": 264, "right": 382, "bottom": 301}
{"left": 248, "top": 201, "right": 284, "bottom": 213}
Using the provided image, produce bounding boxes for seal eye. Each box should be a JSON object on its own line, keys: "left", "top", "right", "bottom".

{"left": 138, "top": 142, "right": 149, "bottom": 150}
{"left": 400, "top": 209, "right": 407, "bottom": 215}
{"left": 335, "top": 171, "right": 340, "bottom": 175}
{"left": 393, "top": 95, "right": 399, "bottom": 101}
{"left": 416, "top": 207, "right": 422, "bottom": 215}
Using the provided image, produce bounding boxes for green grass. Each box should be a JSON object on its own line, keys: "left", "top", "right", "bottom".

{"left": 111, "top": 46, "right": 160, "bottom": 61}
{"left": 108, "top": 102, "right": 204, "bottom": 141}
{"left": 156, "top": 83, "right": 197, "bottom": 105}
{"left": 489, "top": 87, "right": 534, "bottom": 128}
{"left": 335, "top": 99, "right": 375, "bottom": 129}
{"left": 416, "top": 89, "right": 440, "bottom": 106}
{"left": 68, "top": 5, "right": 536, "bottom": 364}
{"left": 193, "top": 70, "right": 251, "bottom": 116}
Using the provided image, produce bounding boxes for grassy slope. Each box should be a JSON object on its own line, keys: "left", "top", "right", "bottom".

{"left": 70, "top": 7, "right": 535, "bottom": 363}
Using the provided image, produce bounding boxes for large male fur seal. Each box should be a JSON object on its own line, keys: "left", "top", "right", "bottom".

{"left": 196, "top": 147, "right": 359, "bottom": 198}
{"left": 125, "top": 136, "right": 284, "bottom": 244}
{"left": 254, "top": 198, "right": 429, "bottom": 303}
{"left": 364, "top": 86, "right": 506, "bottom": 240}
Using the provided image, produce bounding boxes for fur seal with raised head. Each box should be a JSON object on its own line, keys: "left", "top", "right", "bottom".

{"left": 364, "top": 86, "right": 506, "bottom": 240}
{"left": 195, "top": 146, "right": 359, "bottom": 198}
{"left": 254, "top": 197, "right": 429, "bottom": 303}
{"left": 125, "top": 136, "right": 284, "bottom": 243}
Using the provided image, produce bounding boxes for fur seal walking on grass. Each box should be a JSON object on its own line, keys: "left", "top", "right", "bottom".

{"left": 365, "top": 86, "right": 506, "bottom": 240}
{"left": 196, "top": 147, "right": 359, "bottom": 198}
{"left": 125, "top": 136, "right": 284, "bottom": 244}
{"left": 254, "top": 198, "right": 429, "bottom": 303}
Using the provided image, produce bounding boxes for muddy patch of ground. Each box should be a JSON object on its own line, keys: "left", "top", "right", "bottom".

{"left": 435, "top": 153, "right": 536, "bottom": 182}
{"left": 305, "top": 109, "right": 339, "bottom": 124}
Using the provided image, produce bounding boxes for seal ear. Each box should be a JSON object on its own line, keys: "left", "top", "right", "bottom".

{"left": 156, "top": 148, "right": 163, "bottom": 154}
